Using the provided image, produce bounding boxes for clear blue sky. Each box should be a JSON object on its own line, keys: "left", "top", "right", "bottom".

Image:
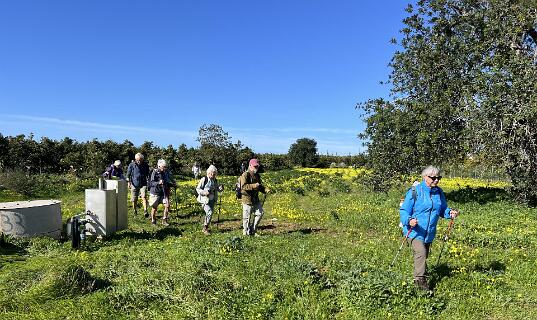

{"left": 0, "top": 0, "right": 409, "bottom": 155}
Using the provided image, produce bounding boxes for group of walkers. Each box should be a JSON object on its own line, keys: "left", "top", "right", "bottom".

{"left": 104, "top": 153, "right": 178, "bottom": 226}
{"left": 103, "top": 155, "right": 270, "bottom": 235}
{"left": 105, "top": 157, "right": 457, "bottom": 293}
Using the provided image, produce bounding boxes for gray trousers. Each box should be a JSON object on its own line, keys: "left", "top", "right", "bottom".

{"left": 242, "top": 202, "right": 264, "bottom": 235}
{"left": 408, "top": 238, "right": 431, "bottom": 279}
{"left": 202, "top": 200, "right": 215, "bottom": 226}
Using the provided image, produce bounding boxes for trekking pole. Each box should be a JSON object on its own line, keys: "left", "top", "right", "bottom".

{"left": 390, "top": 227, "right": 413, "bottom": 268}
{"left": 435, "top": 217, "right": 455, "bottom": 267}
{"left": 217, "top": 193, "right": 222, "bottom": 230}
{"left": 174, "top": 186, "right": 178, "bottom": 215}
{"left": 262, "top": 192, "right": 269, "bottom": 207}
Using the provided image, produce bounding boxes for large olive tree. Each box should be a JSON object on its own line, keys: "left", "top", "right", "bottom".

{"left": 359, "top": 0, "right": 537, "bottom": 203}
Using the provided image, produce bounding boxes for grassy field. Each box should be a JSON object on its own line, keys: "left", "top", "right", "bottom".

{"left": 0, "top": 168, "right": 536, "bottom": 319}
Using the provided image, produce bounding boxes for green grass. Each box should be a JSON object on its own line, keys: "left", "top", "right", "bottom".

{"left": 0, "top": 170, "right": 536, "bottom": 319}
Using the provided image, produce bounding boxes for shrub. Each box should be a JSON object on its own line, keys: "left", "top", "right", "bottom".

{"left": 0, "top": 170, "right": 36, "bottom": 196}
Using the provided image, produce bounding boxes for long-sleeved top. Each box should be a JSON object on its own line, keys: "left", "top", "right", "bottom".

{"left": 399, "top": 180, "right": 452, "bottom": 243}
{"left": 103, "top": 165, "right": 124, "bottom": 180}
{"left": 126, "top": 161, "right": 149, "bottom": 188}
{"left": 196, "top": 176, "right": 219, "bottom": 203}
{"left": 149, "top": 169, "right": 175, "bottom": 196}
{"left": 239, "top": 170, "right": 266, "bottom": 205}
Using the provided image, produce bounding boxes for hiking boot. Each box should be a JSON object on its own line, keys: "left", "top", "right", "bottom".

{"left": 144, "top": 211, "right": 149, "bottom": 218}
{"left": 414, "top": 278, "right": 432, "bottom": 292}
{"left": 202, "top": 225, "right": 211, "bottom": 235}
{"left": 134, "top": 209, "right": 138, "bottom": 215}
{"left": 162, "top": 218, "right": 169, "bottom": 226}
{"left": 151, "top": 219, "right": 156, "bottom": 225}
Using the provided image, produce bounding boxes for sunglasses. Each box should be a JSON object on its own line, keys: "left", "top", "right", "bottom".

{"left": 428, "top": 176, "right": 442, "bottom": 181}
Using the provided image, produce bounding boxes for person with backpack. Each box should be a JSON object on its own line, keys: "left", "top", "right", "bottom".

{"left": 148, "top": 159, "right": 176, "bottom": 225}
{"left": 196, "top": 165, "right": 223, "bottom": 235}
{"left": 102, "top": 160, "right": 125, "bottom": 180}
{"left": 239, "top": 158, "right": 270, "bottom": 236}
{"left": 192, "top": 162, "right": 201, "bottom": 180}
{"left": 399, "top": 166, "right": 459, "bottom": 292}
{"left": 126, "top": 153, "right": 150, "bottom": 217}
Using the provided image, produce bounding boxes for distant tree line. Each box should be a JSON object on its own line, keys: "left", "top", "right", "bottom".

{"left": 0, "top": 125, "right": 366, "bottom": 178}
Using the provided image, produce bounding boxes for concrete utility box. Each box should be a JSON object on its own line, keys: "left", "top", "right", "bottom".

{"left": 104, "top": 179, "right": 128, "bottom": 231}
{"left": 85, "top": 189, "right": 117, "bottom": 236}
{"left": 0, "top": 200, "right": 62, "bottom": 239}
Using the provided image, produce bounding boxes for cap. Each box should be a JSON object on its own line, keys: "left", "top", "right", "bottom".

{"left": 249, "top": 159, "right": 260, "bottom": 167}
{"left": 114, "top": 160, "right": 121, "bottom": 166}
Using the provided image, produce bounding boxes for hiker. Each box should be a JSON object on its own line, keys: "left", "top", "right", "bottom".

{"left": 192, "top": 162, "right": 201, "bottom": 179}
{"left": 148, "top": 159, "right": 176, "bottom": 226}
{"left": 196, "top": 165, "right": 223, "bottom": 235}
{"left": 240, "top": 158, "right": 270, "bottom": 236}
{"left": 240, "top": 161, "right": 247, "bottom": 173}
{"left": 126, "top": 153, "right": 150, "bottom": 217}
{"left": 103, "top": 160, "right": 125, "bottom": 180}
{"left": 399, "top": 166, "right": 459, "bottom": 292}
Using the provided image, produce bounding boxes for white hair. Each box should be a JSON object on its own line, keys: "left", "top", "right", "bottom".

{"left": 157, "top": 159, "right": 167, "bottom": 168}
{"left": 207, "top": 165, "right": 218, "bottom": 174}
{"left": 135, "top": 153, "right": 144, "bottom": 160}
{"left": 421, "top": 166, "right": 440, "bottom": 177}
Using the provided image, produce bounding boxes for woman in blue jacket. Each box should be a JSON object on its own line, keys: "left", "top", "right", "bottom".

{"left": 400, "top": 166, "right": 459, "bottom": 291}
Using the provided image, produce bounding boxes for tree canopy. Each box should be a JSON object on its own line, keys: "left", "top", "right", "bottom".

{"left": 288, "top": 138, "right": 320, "bottom": 167}
{"left": 359, "top": 0, "right": 537, "bottom": 203}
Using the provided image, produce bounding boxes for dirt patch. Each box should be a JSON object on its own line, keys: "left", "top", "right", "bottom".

{"left": 213, "top": 219, "right": 329, "bottom": 236}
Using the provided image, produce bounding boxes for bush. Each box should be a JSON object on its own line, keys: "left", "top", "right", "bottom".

{"left": 0, "top": 170, "right": 36, "bottom": 196}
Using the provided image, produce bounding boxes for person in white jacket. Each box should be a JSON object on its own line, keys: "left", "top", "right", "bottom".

{"left": 196, "top": 165, "right": 223, "bottom": 235}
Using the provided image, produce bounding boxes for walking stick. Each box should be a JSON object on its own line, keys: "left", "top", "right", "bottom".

{"left": 390, "top": 227, "right": 413, "bottom": 268}
{"left": 435, "top": 218, "right": 455, "bottom": 267}
{"left": 261, "top": 192, "right": 268, "bottom": 207}
{"left": 216, "top": 193, "right": 221, "bottom": 230}
{"left": 174, "top": 186, "right": 178, "bottom": 215}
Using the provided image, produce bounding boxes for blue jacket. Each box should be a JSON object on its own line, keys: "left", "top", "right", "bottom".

{"left": 103, "top": 165, "right": 124, "bottom": 180}
{"left": 126, "top": 161, "right": 149, "bottom": 188}
{"left": 399, "top": 180, "right": 452, "bottom": 243}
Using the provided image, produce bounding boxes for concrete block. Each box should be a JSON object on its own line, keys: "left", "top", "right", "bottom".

{"left": 0, "top": 200, "right": 62, "bottom": 239}
{"left": 85, "top": 189, "right": 117, "bottom": 236}
{"left": 104, "top": 179, "right": 128, "bottom": 231}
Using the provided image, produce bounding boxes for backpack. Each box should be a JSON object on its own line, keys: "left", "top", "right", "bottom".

{"left": 195, "top": 176, "right": 217, "bottom": 202}
{"left": 197, "top": 176, "right": 209, "bottom": 194}
{"left": 235, "top": 172, "right": 250, "bottom": 199}
{"left": 235, "top": 177, "right": 242, "bottom": 199}
{"left": 399, "top": 181, "right": 419, "bottom": 228}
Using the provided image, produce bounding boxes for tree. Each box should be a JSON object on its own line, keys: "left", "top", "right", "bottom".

{"left": 288, "top": 138, "right": 319, "bottom": 167}
{"left": 0, "top": 134, "right": 8, "bottom": 171}
{"left": 196, "top": 124, "right": 254, "bottom": 174}
{"left": 359, "top": 0, "right": 537, "bottom": 203}
{"left": 197, "top": 124, "right": 232, "bottom": 148}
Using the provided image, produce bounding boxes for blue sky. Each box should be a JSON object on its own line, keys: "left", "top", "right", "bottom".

{"left": 0, "top": 0, "right": 408, "bottom": 154}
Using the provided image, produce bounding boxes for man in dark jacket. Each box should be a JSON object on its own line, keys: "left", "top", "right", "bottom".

{"left": 240, "top": 158, "right": 270, "bottom": 236}
{"left": 126, "top": 153, "right": 150, "bottom": 216}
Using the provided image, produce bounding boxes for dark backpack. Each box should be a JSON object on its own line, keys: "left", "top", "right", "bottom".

{"left": 235, "top": 177, "right": 242, "bottom": 199}
{"left": 235, "top": 172, "right": 250, "bottom": 199}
